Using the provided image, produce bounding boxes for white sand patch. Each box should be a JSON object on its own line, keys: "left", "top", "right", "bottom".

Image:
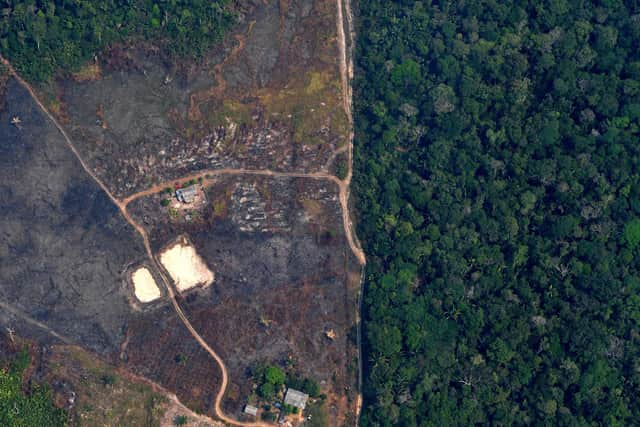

{"left": 132, "top": 267, "right": 161, "bottom": 303}
{"left": 159, "top": 240, "right": 214, "bottom": 292}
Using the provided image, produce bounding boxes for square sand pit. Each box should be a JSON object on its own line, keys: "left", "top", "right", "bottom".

{"left": 132, "top": 267, "right": 162, "bottom": 303}
{"left": 159, "top": 239, "right": 214, "bottom": 292}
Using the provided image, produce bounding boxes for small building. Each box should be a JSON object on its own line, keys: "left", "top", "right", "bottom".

{"left": 243, "top": 404, "right": 258, "bottom": 417}
{"left": 176, "top": 185, "right": 198, "bottom": 204}
{"left": 284, "top": 388, "right": 309, "bottom": 411}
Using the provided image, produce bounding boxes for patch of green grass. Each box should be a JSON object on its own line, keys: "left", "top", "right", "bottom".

{"left": 305, "top": 400, "right": 328, "bottom": 427}
{"left": 204, "top": 99, "right": 253, "bottom": 129}
{"left": 305, "top": 72, "right": 326, "bottom": 95}
{"left": 49, "top": 346, "right": 167, "bottom": 427}
{"left": 0, "top": 350, "right": 66, "bottom": 427}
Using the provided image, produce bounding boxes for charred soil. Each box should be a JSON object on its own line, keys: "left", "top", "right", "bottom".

{"left": 128, "top": 176, "right": 360, "bottom": 420}
{"left": 0, "top": 0, "right": 360, "bottom": 425}
{"left": 48, "top": 0, "right": 348, "bottom": 199}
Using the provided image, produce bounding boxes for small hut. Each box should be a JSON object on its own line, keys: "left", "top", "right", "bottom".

{"left": 243, "top": 404, "right": 258, "bottom": 417}
{"left": 176, "top": 185, "right": 198, "bottom": 204}
{"left": 284, "top": 388, "right": 309, "bottom": 411}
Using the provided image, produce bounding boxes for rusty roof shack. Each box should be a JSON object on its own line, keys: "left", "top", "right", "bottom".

{"left": 284, "top": 388, "right": 309, "bottom": 411}
{"left": 175, "top": 185, "right": 198, "bottom": 204}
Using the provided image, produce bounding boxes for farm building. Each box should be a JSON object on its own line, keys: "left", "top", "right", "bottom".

{"left": 284, "top": 388, "right": 309, "bottom": 410}
{"left": 176, "top": 185, "right": 198, "bottom": 203}
{"left": 243, "top": 404, "right": 258, "bottom": 416}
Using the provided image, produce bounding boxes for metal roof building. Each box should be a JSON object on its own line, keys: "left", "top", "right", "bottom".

{"left": 284, "top": 388, "right": 309, "bottom": 410}
{"left": 176, "top": 185, "right": 198, "bottom": 203}
{"left": 243, "top": 404, "right": 258, "bottom": 416}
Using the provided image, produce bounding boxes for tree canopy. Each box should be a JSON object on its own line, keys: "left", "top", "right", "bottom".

{"left": 354, "top": 0, "right": 640, "bottom": 425}
{"left": 0, "top": 0, "right": 235, "bottom": 81}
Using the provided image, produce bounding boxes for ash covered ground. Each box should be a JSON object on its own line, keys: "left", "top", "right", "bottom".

{"left": 0, "top": 78, "right": 143, "bottom": 353}
{"left": 0, "top": 79, "right": 224, "bottom": 416}
{"left": 54, "top": 0, "right": 347, "bottom": 198}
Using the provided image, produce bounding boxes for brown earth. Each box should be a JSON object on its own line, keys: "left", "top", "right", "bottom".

{"left": 0, "top": 334, "right": 224, "bottom": 427}
{"left": 127, "top": 176, "right": 361, "bottom": 420}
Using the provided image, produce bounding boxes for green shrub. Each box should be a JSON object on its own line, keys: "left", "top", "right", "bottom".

{"left": 258, "top": 382, "right": 275, "bottom": 400}
{"left": 335, "top": 157, "right": 348, "bottom": 180}
{"left": 173, "top": 414, "right": 188, "bottom": 426}
{"left": 624, "top": 218, "right": 640, "bottom": 248}
{"left": 264, "top": 366, "right": 285, "bottom": 386}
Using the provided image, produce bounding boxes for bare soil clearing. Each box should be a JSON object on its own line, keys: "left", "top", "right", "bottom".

{"left": 132, "top": 266, "right": 162, "bottom": 303}
{"left": 159, "top": 239, "right": 215, "bottom": 292}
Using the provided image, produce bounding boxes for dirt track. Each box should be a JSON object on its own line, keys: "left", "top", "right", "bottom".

{"left": 0, "top": 300, "right": 73, "bottom": 345}
{"left": 336, "top": 0, "right": 365, "bottom": 420}
{"left": 0, "top": 53, "right": 265, "bottom": 427}
{"left": 122, "top": 166, "right": 366, "bottom": 266}
{"left": 0, "top": 0, "right": 361, "bottom": 424}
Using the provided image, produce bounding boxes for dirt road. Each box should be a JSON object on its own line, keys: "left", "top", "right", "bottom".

{"left": 336, "top": 0, "right": 366, "bottom": 421}
{"left": 0, "top": 54, "right": 269, "bottom": 427}
{"left": 122, "top": 166, "right": 366, "bottom": 266}
{"left": 0, "top": 0, "right": 362, "bottom": 422}
{"left": 0, "top": 299, "right": 73, "bottom": 345}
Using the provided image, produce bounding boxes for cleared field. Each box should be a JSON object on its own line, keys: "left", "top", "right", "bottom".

{"left": 128, "top": 176, "right": 360, "bottom": 422}
{"left": 159, "top": 239, "right": 214, "bottom": 292}
{"left": 131, "top": 266, "right": 161, "bottom": 303}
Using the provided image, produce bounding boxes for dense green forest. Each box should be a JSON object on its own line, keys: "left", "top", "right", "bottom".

{"left": 0, "top": 0, "right": 235, "bottom": 81}
{"left": 354, "top": 0, "right": 640, "bottom": 425}
{"left": 0, "top": 350, "right": 66, "bottom": 426}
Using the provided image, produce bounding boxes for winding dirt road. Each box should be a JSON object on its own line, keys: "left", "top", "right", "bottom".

{"left": 0, "top": 305, "right": 225, "bottom": 427}
{"left": 0, "top": 0, "right": 362, "bottom": 424}
{"left": 0, "top": 55, "right": 278, "bottom": 427}
{"left": 121, "top": 167, "right": 365, "bottom": 266}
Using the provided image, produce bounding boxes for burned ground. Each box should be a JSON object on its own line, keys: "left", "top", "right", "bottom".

{"left": 128, "top": 176, "right": 360, "bottom": 420}
{"left": 0, "top": 79, "right": 226, "bottom": 419}
{"left": 50, "top": 0, "right": 347, "bottom": 198}
{"left": 1, "top": 0, "right": 359, "bottom": 424}
{"left": 0, "top": 78, "right": 144, "bottom": 354}
{"left": 122, "top": 307, "right": 225, "bottom": 417}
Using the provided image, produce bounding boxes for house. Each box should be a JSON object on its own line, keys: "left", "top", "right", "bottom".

{"left": 176, "top": 185, "right": 198, "bottom": 204}
{"left": 284, "top": 388, "right": 309, "bottom": 411}
{"left": 243, "top": 404, "right": 258, "bottom": 416}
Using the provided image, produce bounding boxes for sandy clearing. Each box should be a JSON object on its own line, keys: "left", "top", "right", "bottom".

{"left": 159, "top": 240, "right": 214, "bottom": 292}
{"left": 132, "top": 267, "right": 162, "bottom": 303}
